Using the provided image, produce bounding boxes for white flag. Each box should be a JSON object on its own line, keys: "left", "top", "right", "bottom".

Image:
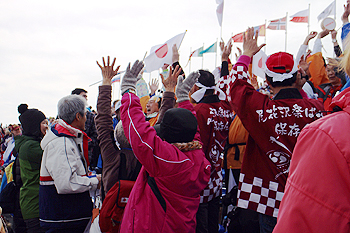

{"left": 317, "top": 1, "right": 336, "bottom": 21}
{"left": 268, "top": 17, "right": 287, "bottom": 30}
{"left": 144, "top": 32, "right": 186, "bottom": 73}
{"left": 252, "top": 50, "right": 268, "bottom": 79}
{"left": 290, "top": 9, "right": 309, "bottom": 23}
{"left": 216, "top": 0, "right": 224, "bottom": 27}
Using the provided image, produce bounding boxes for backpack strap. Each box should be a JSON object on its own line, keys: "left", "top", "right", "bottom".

{"left": 146, "top": 173, "right": 166, "bottom": 213}
{"left": 322, "top": 85, "right": 332, "bottom": 103}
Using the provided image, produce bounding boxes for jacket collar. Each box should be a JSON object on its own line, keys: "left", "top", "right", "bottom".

{"left": 273, "top": 88, "right": 303, "bottom": 100}
{"left": 51, "top": 119, "right": 91, "bottom": 167}
{"left": 330, "top": 87, "right": 350, "bottom": 114}
{"left": 199, "top": 94, "right": 220, "bottom": 104}
{"left": 52, "top": 119, "right": 90, "bottom": 141}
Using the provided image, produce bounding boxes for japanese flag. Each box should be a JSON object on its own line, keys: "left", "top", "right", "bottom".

{"left": 252, "top": 50, "right": 267, "bottom": 79}
{"left": 216, "top": 0, "right": 224, "bottom": 27}
{"left": 144, "top": 32, "right": 186, "bottom": 73}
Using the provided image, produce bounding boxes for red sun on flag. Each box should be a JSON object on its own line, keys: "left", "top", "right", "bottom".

{"left": 258, "top": 58, "right": 263, "bottom": 68}
{"left": 155, "top": 44, "right": 168, "bottom": 58}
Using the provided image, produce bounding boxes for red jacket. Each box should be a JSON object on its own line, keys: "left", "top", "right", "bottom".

{"left": 228, "top": 55, "right": 324, "bottom": 217}
{"left": 120, "top": 92, "right": 210, "bottom": 233}
{"left": 274, "top": 87, "right": 350, "bottom": 233}
{"left": 195, "top": 95, "right": 233, "bottom": 203}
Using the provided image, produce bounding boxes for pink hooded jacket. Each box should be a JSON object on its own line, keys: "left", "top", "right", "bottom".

{"left": 120, "top": 92, "right": 211, "bottom": 233}
{"left": 274, "top": 87, "right": 350, "bottom": 232}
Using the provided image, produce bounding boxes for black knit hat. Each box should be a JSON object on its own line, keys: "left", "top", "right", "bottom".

{"left": 198, "top": 70, "right": 215, "bottom": 87}
{"left": 160, "top": 108, "right": 197, "bottom": 143}
{"left": 18, "top": 104, "right": 46, "bottom": 138}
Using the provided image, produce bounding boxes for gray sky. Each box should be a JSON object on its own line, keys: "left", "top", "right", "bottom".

{"left": 0, "top": 0, "right": 345, "bottom": 125}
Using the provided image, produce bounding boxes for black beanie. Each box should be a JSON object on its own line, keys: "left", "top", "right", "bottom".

{"left": 160, "top": 108, "right": 197, "bottom": 143}
{"left": 18, "top": 104, "right": 46, "bottom": 138}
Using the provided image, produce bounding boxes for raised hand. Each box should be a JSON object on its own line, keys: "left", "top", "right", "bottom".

{"left": 175, "top": 71, "right": 200, "bottom": 103}
{"left": 250, "top": 75, "right": 259, "bottom": 90}
{"left": 331, "top": 30, "right": 337, "bottom": 40}
{"left": 160, "top": 65, "right": 182, "bottom": 92}
{"left": 235, "top": 47, "right": 242, "bottom": 61}
{"left": 220, "top": 40, "right": 225, "bottom": 52}
{"left": 222, "top": 40, "right": 232, "bottom": 62}
{"left": 303, "top": 31, "right": 317, "bottom": 45}
{"left": 149, "top": 78, "right": 159, "bottom": 95}
{"left": 299, "top": 55, "right": 311, "bottom": 74}
{"left": 318, "top": 29, "right": 330, "bottom": 39}
{"left": 172, "top": 44, "right": 179, "bottom": 63}
{"left": 243, "top": 27, "right": 266, "bottom": 57}
{"left": 342, "top": 1, "right": 350, "bottom": 24}
{"left": 121, "top": 60, "right": 144, "bottom": 95}
{"left": 97, "top": 56, "right": 120, "bottom": 85}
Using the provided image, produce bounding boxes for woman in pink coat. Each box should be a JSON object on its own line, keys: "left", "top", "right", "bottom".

{"left": 97, "top": 57, "right": 210, "bottom": 233}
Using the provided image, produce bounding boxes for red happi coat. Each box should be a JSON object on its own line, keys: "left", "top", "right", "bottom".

{"left": 195, "top": 95, "right": 234, "bottom": 203}
{"left": 227, "top": 55, "right": 324, "bottom": 217}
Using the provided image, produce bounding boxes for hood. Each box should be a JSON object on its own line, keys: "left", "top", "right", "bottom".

{"left": 40, "top": 119, "right": 91, "bottom": 166}
{"left": 41, "top": 119, "right": 90, "bottom": 149}
{"left": 329, "top": 87, "right": 350, "bottom": 114}
{"left": 14, "top": 135, "right": 34, "bottom": 151}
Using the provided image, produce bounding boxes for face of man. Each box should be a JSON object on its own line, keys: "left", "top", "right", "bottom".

{"left": 326, "top": 65, "right": 341, "bottom": 86}
{"left": 146, "top": 99, "right": 159, "bottom": 116}
{"left": 79, "top": 92, "right": 88, "bottom": 101}
{"left": 76, "top": 112, "right": 87, "bottom": 131}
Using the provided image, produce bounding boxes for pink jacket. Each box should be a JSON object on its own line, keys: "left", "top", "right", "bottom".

{"left": 274, "top": 88, "right": 350, "bottom": 232}
{"left": 120, "top": 92, "right": 211, "bottom": 233}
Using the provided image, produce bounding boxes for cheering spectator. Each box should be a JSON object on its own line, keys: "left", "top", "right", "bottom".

{"left": 227, "top": 28, "right": 324, "bottom": 232}
{"left": 15, "top": 104, "right": 48, "bottom": 233}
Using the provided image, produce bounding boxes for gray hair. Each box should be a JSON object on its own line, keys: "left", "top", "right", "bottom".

{"left": 57, "top": 95, "right": 87, "bottom": 124}
{"left": 114, "top": 121, "right": 131, "bottom": 149}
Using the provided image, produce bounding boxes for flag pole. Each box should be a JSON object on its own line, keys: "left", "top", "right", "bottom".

{"left": 308, "top": 4, "right": 310, "bottom": 34}
{"left": 189, "top": 47, "right": 192, "bottom": 73}
{"left": 285, "top": 12, "right": 288, "bottom": 52}
{"left": 264, "top": 19, "right": 267, "bottom": 53}
{"left": 230, "top": 32, "right": 233, "bottom": 61}
{"left": 335, "top": 0, "right": 337, "bottom": 21}
{"left": 142, "top": 51, "right": 148, "bottom": 62}
{"left": 178, "top": 30, "right": 187, "bottom": 49}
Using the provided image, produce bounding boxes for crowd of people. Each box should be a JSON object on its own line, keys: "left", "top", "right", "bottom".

{"left": 1, "top": 2, "right": 350, "bottom": 233}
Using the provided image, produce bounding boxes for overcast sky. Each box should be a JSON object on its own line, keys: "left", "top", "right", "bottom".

{"left": 0, "top": 0, "right": 346, "bottom": 125}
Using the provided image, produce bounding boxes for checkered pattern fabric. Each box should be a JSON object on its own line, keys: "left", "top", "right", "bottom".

{"left": 230, "top": 65, "right": 250, "bottom": 82}
{"left": 237, "top": 173, "right": 284, "bottom": 218}
{"left": 200, "top": 168, "right": 223, "bottom": 203}
{"left": 217, "top": 65, "right": 251, "bottom": 102}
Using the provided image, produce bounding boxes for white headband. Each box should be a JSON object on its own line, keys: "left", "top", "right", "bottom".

{"left": 191, "top": 82, "right": 226, "bottom": 102}
{"left": 264, "top": 59, "right": 299, "bottom": 82}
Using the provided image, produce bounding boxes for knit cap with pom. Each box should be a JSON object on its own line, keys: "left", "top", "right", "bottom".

{"left": 18, "top": 104, "right": 46, "bottom": 138}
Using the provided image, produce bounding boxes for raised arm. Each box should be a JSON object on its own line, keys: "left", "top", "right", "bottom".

{"left": 175, "top": 71, "right": 201, "bottom": 141}
{"left": 331, "top": 30, "right": 342, "bottom": 57}
{"left": 149, "top": 78, "right": 159, "bottom": 97}
{"left": 312, "top": 29, "right": 330, "bottom": 54}
{"left": 95, "top": 56, "right": 122, "bottom": 191}
{"left": 156, "top": 65, "right": 181, "bottom": 124}
{"left": 341, "top": 1, "right": 350, "bottom": 41}
{"left": 221, "top": 40, "right": 232, "bottom": 77}
{"left": 171, "top": 44, "right": 185, "bottom": 78}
